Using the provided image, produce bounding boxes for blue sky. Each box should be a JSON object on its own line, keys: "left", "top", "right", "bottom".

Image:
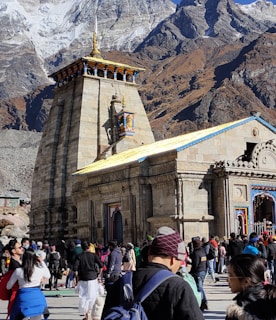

{"left": 173, "top": 0, "right": 276, "bottom": 4}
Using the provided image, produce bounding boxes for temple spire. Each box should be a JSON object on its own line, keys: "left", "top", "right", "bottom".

{"left": 90, "top": 16, "right": 102, "bottom": 58}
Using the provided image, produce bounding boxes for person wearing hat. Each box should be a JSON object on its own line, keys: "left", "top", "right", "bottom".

{"left": 121, "top": 243, "right": 136, "bottom": 272}
{"left": 34, "top": 241, "right": 47, "bottom": 291}
{"left": 36, "top": 242, "right": 47, "bottom": 262}
{"left": 262, "top": 230, "right": 269, "bottom": 247}
{"left": 102, "top": 226, "right": 204, "bottom": 320}
{"left": 74, "top": 240, "right": 83, "bottom": 256}
{"left": 243, "top": 232, "right": 267, "bottom": 259}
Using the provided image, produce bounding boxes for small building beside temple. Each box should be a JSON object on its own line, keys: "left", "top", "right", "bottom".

{"left": 30, "top": 32, "right": 276, "bottom": 244}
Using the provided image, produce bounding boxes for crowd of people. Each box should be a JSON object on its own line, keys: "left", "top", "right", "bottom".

{"left": 187, "top": 231, "right": 276, "bottom": 314}
{"left": 0, "top": 237, "right": 141, "bottom": 320}
{"left": 0, "top": 229, "right": 275, "bottom": 319}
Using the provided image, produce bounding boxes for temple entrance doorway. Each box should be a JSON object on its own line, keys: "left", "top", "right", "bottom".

{"left": 235, "top": 208, "right": 248, "bottom": 236}
{"left": 253, "top": 193, "right": 275, "bottom": 234}
{"left": 105, "top": 204, "right": 123, "bottom": 245}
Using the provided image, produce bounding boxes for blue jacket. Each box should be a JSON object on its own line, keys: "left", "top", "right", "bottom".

{"left": 10, "top": 287, "right": 47, "bottom": 320}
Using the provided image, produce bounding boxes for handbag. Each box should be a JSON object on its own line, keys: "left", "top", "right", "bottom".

{"left": 0, "top": 270, "right": 13, "bottom": 300}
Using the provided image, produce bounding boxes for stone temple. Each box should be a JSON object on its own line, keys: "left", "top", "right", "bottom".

{"left": 30, "top": 33, "right": 276, "bottom": 245}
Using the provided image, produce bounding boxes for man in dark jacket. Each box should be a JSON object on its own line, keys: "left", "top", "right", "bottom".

{"left": 227, "top": 232, "right": 244, "bottom": 259}
{"left": 190, "top": 237, "right": 208, "bottom": 311}
{"left": 102, "top": 226, "right": 204, "bottom": 320}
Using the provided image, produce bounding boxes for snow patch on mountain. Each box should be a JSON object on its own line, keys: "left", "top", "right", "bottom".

{"left": 238, "top": 0, "right": 276, "bottom": 21}
{"left": 4, "top": 0, "right": 84, "bottom": 58}
{"left": 1, "top": 0, "right": 176, "bottom": 60}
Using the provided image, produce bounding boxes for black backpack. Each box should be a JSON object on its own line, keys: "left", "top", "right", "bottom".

{"left": 122, "top": 250, "right": 131, "bottom": 263}
{"left": 207, "top": 244, "right": 216, "bottom": 260}
{"left": 103, "top": 270, "right": 176, "bottom": 320}
{"left": 49, "top": 252, "right": 61, "bottom": 271}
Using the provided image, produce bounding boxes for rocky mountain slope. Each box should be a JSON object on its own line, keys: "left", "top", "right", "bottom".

{"left": 0, "top": 129, "right": 40, "bottom": 239}
{"left": 0, "top": 130, "right": 42, "bottom": 199}
{"left": 137, "top": 27, "right": 276, "bottom": 138}
{"left": 0, "top": 0, "right": 276, "bottom": 198}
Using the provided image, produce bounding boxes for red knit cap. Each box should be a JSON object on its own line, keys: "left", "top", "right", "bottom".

{"left": 149, "top": 226, "right": 186, "bottom": 260}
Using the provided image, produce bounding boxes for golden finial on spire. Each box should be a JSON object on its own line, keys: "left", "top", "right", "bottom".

{"left": 90, "top": 16, "right": 102, "bottom": 58}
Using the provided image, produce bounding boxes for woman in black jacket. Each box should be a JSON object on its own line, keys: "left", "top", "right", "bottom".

{"left": 226, "top": 254, "right": 276, "bottom": 320}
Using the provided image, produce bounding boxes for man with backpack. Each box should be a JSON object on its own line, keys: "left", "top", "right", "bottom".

{"left": 202, "top": 236, "right": 218, "bottom": 283}
{"left": 102, "top": 226, "right": 204, "bottom": 320}
{"left": 48, "top": 244, "right": 62, "bottom": 290}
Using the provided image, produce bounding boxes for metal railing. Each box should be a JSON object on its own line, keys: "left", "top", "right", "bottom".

{"left": 249, "top": 219, "right": 275, "bottom": 236}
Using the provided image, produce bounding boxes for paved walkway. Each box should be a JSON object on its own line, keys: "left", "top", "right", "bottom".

{"left": 0, "top": 274, "right": 234, "bottom": 320}
{"left": 203, "top": 273, "right": 235, "bottom": 319}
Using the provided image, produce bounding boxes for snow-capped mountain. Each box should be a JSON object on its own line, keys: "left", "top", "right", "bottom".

{"left": 1, "top": 0, "right": 176, "bottom": 60}
{"left": 0, "top": 0, "right": 175, "bottom": 99}
{"left": 238, "top": 0, "right": 276, "bottom": 20}
{"left": 0, "top": 0, "right": 275, "bottom": 127}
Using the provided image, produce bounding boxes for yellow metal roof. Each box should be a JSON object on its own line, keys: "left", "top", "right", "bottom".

{"left": 74, "top": 117, "right": 252, "bottom": 176}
